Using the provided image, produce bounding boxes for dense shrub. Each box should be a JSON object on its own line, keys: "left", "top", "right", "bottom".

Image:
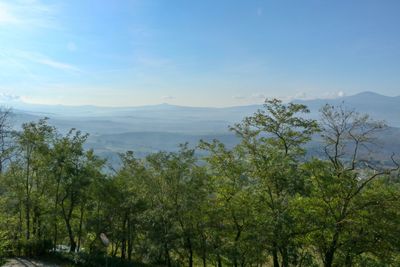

{"left": 54, "top": 251, "right": 152, "bottom": 267}
{"left": 16, "top": 238, "right": 53, "bottom": 257}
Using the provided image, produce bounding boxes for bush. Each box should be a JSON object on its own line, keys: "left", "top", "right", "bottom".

{"left": 54, "top": 251, "right": 152, "bottom": 267}
{"left": 0, "top": 230, "right": 12, "bottom": 259}
{"left": 16, "top": 238, "right": 53, "bottom": 257}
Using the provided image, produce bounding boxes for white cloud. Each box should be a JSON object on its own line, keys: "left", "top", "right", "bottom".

{"left": 250, "top": 93, "right": 266, "bottom": 99}
{"left": 0, "top": 2, "right": 20, "bottom": 24}
{"left": 0, "top": 49, "right": 81, "bottom": 78}
{"left": 0, "top": 93, "right": 21, "bottom": 102}
{"left": 279, "top": 91, "right": 346, "bottom": 102}
{"left": 321, "top": 90, "right": 346, "bottom": 99}
{"left": 294, "top": 92, "right": 307, "bottom": 99}
{"left": 232, "top": 91, "right": 312, "bottom": 104}
{"left": 0, "top": 0, "right": 57, "bottom": 28}
{"left": 37, "top": 58, "right": 80, "bottom": 72}
{"left": 232, "top": 93, "right": 267, "bottom": 103}
{"left": 279, "top": 92, "right": 308, "bottom": 102}
{"left": 14, "top": 50, "right": 81, "bottom": 72}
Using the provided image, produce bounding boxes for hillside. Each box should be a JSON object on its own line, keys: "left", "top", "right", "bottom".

{"left": 2, "top": 91, "right": 400, "bottom": 159}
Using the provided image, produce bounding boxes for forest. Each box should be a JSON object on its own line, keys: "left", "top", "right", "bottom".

{"left": 0, "top": 99, "right": 399, "bottom": 267}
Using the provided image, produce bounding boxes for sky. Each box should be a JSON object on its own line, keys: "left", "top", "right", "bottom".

{"left": 0, "top": 0, "right": 400, "bottom": 107}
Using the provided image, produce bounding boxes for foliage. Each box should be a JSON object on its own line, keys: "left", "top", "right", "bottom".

{"left": 0, "top": 100, "right": 399, "bottom": 267}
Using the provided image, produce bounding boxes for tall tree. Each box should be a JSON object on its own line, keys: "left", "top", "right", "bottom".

{"left": 230, "top": 99, "right": 319, "bottom": 267}
{"left": 0, "top": 108, "right": 14, "bottom": 174}
{"left": 48, "top": 129, "right": 105, "bottom": 252}
{"left": 200, "top": 140, "right": 262, "bottom": 267}
{"left": 14, "top": 119, "right": 55, "bottom": 241}
{"left": 305, "top": 104, "right": 400, "bottom": 267}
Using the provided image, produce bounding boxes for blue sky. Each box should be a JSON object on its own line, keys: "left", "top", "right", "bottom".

{"left": 0, "top": 0, "right": 400, "bottom": 107}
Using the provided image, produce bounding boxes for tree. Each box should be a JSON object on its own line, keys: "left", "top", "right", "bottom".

{"left": 55, "top": 130, "right": 104, "bottom": 252}
{"left": 0, "top": 101, "right": 399, "bottom": 266}
{"left": 199, "top": 140, "right": 262, "bottom": 267}
{"left": 104, "top": 151, "right": 148, "bottom": 260}
{"left": 304, "top": 104, "right": 400, "bottom": 267}
{"left": 230, "top": 99, "right": 319, "bottom": 267}
{"left": 14, "top": 118, "right": 55, "bottom": 241}
{"left": 0, "top": 108, "right": 14, "bottom": 174}
{"left": 137, "top": 144, "right": 208, "bottom": 266}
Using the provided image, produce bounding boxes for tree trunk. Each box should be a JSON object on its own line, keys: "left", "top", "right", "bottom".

{"left": 280, "top": 247, "right": 289, "bottom": 267}
{"left": 25, "top": 159, "right": 31, "bottom": 240}
{"left": 187, "top": 236, "right": 193, "bottom": 267}
{"left": 65, "top": 217, "right": 76, "bottom": 252}
{"left": 201, "top": 238, "right": 207, "bottom": 267}
{"left": 18, "top": 200, "right": 23, "bottom": 239}
{"left": 77, "top": 202, "right": 84, "bottom": 252}
{"left": 32, "top": 207, "right": 37, "bottom": 237}
{"left": 127, "top": 216, "right": 133, "bottom": 261}
{"left": 272, "top": 242, "right": 280, "bottom": 267}
{"left": 53, "top": 174, "right": 62, "bottom": 251}
{"left": 37, "top": 212, "right": 42, "bottom": 239}
{"left": 202, "top": 253, "right": 207, "bottom": 267}
{"left": 345, "top": 253, "right": 353, "bottom": 267}
{"left": 61, "top": 193, "right": 76, "bottom": 252}
{"left": 217, "top": 253, "right": 222, "bottom": 267}
{"left": 121, "top": 213, "right": 127, "bottom": 259}
{"left": 112, "top": 241, "right": 120, "bottom": 257}
{"left": 324, "top": 230, "right": 339, "bottom": 267}
{"left": 233, "top": 220, "right": 242, "bottom": 267}
{"left": 165, "top": 242, "right": 171, "bottom": 267}
{"left": 18, "top": 200, "right": 23, "bottom": 255}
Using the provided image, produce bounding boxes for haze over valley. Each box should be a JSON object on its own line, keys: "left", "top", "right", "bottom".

{"left": 2, "top": 91, "right": 399, "bottom": 162}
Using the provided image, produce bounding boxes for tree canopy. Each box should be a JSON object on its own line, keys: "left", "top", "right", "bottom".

{"left": 0, "top": 100, "right": 399, "bottom": 267}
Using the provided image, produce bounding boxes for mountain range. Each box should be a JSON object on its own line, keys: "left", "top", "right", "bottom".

{"left": 3, "top": 91, "right": 400, "bottom": 162}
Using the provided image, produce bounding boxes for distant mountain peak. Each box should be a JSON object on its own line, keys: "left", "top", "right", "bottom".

{"left": 353, "top": 91, "right": 387, "bottom": 98}
{"left": 159, "top": 103, "right": 173, "bottom": 106}
{"left": 343, "top": 91, "right": 400, "bottom": 103}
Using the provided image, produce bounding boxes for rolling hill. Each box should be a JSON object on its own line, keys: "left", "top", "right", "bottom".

{"left": 2, "top": 91, "right": 399, "bottom": 162}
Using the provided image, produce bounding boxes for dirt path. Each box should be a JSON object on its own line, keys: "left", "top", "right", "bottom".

{"left": 2, "top": 258, "right": 60, "bottom": 267}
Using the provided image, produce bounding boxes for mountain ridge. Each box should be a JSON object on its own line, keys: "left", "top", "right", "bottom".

{"left": 2, "top": 91, "right": 399, "bottom": 111}
{"left": 4, "top": 91, "right": 400, "bottom": 133}
{"left": 2, "top": 91, "right": 399, "bottom": 162}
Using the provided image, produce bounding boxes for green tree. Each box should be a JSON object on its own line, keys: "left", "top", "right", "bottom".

{"left": 199, "top": 139, "right": 263, "bottom": 267}
{"left": 230, "top": 99, "right": 319, "bottom": 267}
{"left": 104, "top": 151, "right": 148, "bottom": 260}
{"left": 304, "top": 104, "right": 400, "bottom": 267}
{"left": 14, "top": 118, "right": 55, "bottom": 242}
{"left": 144, "top": 144, "right": 207, "bottom": 267}
{"left": 49, "top": 129, "right": 105, "bottom": 252}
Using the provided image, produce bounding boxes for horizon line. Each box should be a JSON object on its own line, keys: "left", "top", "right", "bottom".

{"left": 0, "top": 91, "right": 398, "bottom": 110}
